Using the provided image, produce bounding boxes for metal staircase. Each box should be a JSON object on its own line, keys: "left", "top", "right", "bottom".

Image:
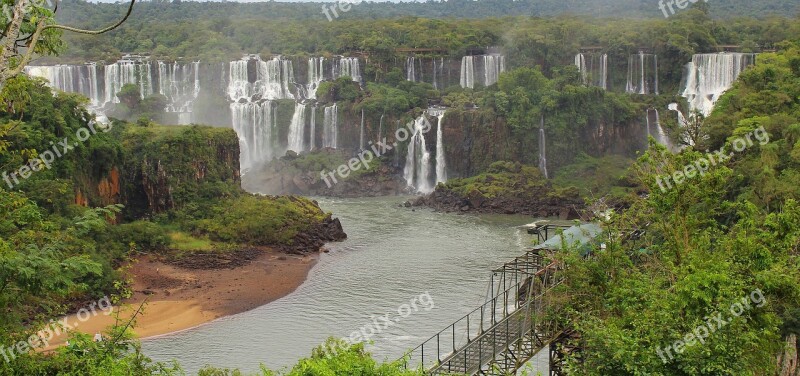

{"left": 403, "top": 223, "right": 601, "bottom": 375}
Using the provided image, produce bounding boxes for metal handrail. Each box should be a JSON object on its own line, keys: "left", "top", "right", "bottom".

{"left": 403, "top": 259, "right": 565, "bottom": 371}
{"left": 402, "top": 278, "right": 527, "bottom": 369}
{"left": 434, "top": 276, "right": 565, "bottom": 374}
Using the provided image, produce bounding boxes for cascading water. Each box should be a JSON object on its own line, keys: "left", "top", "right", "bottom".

{"left": 403, "top": 116, "right": 433, "bottom": 193}
{"left": 681, "top": 53, "right": 756, "bottom": 117}
{"left": 461, "top": 54, "right": 505, "bottom": 88}
{"left": 538, "top": 115, "right": 548, "bottom": 179}
{"left": 432, "top": 58, "right": 443, "bottom": 90}
{"left": 482, "top": 54, "right": 505, "bottom": 87}
{"left": 645, "top": 108, "right": 674, "bottom": 151}
{"left": 228, "top": 58, "right": 253, "bottom": 101}
{"left": 460, "top": 56, "right": 475, "bottom": 89}
{"left": 626, "top": 52, "right": 658, "bottom": 95}
{"left": 24, "top": 64, "right": 103, "bottom": 106}
{"left": 259, "top": 56, "right": 295, "bottom": 100}
{"left": 231, "top": 101, "right": 275, "bottom": 171}
{"left": 306, "top": 57, "right": 325, "bottom": 100}
{"left": 26, "top": 59, "right": 201, "bottom": 123}
{"left": 104, "top": 59, "right": 154, "bottom": 104}
{"left": 287, "top": 103, "right": 307, "bottom": 153}
{"left": 575, "top": 53, "right": 608, "bottom": 89}
{"left": 668, "top": 102, "right": 694, "bottom": 147}
{"left": 228, "top": 55, "right": 295, "bottom": 101}
{"left": 309, "top": 106, "right": 317, "bottom": 151}
{"left": 157, "top": 61, "right": 200, "bottom": 123}
{"left": 228, "top": 55, "right": 298, "bottom": 169}
{"left": 335, "top": 57, "right": 361, "bottom": 83}
{"left": 428, "top": 107, "right": 447, "bottom": 185}
{"left": 323, "top": 104, "right": 338, "bottom": 149}
{"left": 406, "top": 56, "right": 416, "bottom": 82}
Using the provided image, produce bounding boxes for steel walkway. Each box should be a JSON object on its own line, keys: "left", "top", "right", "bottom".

{"left": 403, "top": 224, "right": 599, "bottom": 375}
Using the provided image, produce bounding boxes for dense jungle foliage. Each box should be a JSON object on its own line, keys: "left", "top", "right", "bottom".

{"left": 0, "top": 0, "right": 798, "bottom": 374}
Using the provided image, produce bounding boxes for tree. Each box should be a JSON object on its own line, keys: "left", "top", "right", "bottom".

{"left": 116, "top": 83, "right": 140, "bottom": 110}
{"left": 0, "top": 0, "right": 137, "bottom": 86}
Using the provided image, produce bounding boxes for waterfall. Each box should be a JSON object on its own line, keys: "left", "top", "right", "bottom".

{"left": 406, "top": 56, "right": 416, "bottom": 82}
{"left": 24, "top": 64, "right": 103, "bottom": 107}
{"left": 287, "top": 103, "right": 307, "bottom": 153}
{"left": 157, "top": 61, "right": 200, "bottom": 122}
{"left": 681, "top": 53, "right": 756, "bottom": 117}
{"left": 228, "top": 56, "right": 295, "bottom": 101}
{"left": 359, "top": 109, "right": 365, "bottom": 150}
{"left": 323, "top": 104, "right": 338, "bottom": 148}
{"left": 626, "top": 52, "right": 658, "bottom": 95}
{"left": 460, "top": 56, "right": 475, "bottom": 89}
{"left": 228, "top": 58, "right": 252, "bottom": 101}
{"left": 428, "top": 107, "right": 447, "bottom": 185}
{"left": 461, "top": 54, "right": 505, "bottom": 88}
{"left": 104, "top": 60, "right": 153, "bottom": 104}
{"left": 230, "top": 101, "right": 275, "bottom": 171}
{"left": 432, "top": 58, "right": 440, "bottom": 90}
{"left": 575, "top": 53, "right": 608, "bottom": 89}
{"left": 538, "top": 115, "right": 548, "bottom": 179}
{"left": 575, "top": 54, "right": 587, "bottom": 84}
{"left": 26, "top": 59, "right": 200, "bottom": 122}
{"left": 309, "top": 106, "right": 317, "bottom": 151}
{"left": 307, "top": 57, "right": 325, "bottom": 100}
{"left": 335, "top": 57, "right": 361, "bottom": 83}
{"left": 646, "top": 108, "right": 674, "bottom": 151}
{"left": 403, "top": 116, "right": 433, "bottom": 193}
{"left": 228, "top": 55, "right": 298, "bottom": 169}
{"left": 258, "top": 56, "right": 295, "bottom": 100}
{"left": 668, "top": 103, "right": 693, "bottom": 147}
{"left": 483, "top": 54, "right": 505, "bottom": 86}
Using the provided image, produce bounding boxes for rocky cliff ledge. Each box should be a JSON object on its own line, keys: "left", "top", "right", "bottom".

{"left": 408, "top": 161, "right": 584, "bottom": 219}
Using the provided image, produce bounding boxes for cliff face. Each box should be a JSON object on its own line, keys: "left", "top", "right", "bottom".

{"left": 240, "top": 103, "right": 645, "bottom": 200}
{"left": 67, "top": 122, "right": 346, "bottom": 253}
{"left": 119, "top": 125, "right": 241, "bottom": 219}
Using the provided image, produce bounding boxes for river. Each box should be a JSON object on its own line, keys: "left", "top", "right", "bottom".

{"left": 142, "top": 196, "right": 550, "bottom": 374}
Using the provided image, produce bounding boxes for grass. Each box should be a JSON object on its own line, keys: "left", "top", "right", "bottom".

{"left": 168, "top": 231, "right": 214, "bottom": 252}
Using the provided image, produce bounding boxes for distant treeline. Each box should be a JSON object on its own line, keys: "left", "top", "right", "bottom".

{"left": 50, "top": 0, "right": 800, "bottom": 69}
{"left": 57, "top": 0, "right": 799, "bottom": 25}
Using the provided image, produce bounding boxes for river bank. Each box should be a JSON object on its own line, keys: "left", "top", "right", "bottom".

{"left": 44, "top": 248, "right": 318, "bottom": 350}
{"left": 140, "top": 197, "right": 551, "bottom": 374}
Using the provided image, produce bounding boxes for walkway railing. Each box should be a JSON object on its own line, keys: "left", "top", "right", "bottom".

{"left": 402, "top": 278, "right": 529, "bottom": 370}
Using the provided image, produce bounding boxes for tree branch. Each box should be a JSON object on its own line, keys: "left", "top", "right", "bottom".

{"left": 0, "top": 0, "right": 31, "bottom": 70}
{"left": 42, "top": 0, "right": 136, "bottom": 35}
{"left": 7, "top": 17, "right": 47, "bottom": 78}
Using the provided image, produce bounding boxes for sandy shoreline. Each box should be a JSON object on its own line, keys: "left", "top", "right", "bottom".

{"left": 43, "top": 248, "right": 318, "bottom": 350}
